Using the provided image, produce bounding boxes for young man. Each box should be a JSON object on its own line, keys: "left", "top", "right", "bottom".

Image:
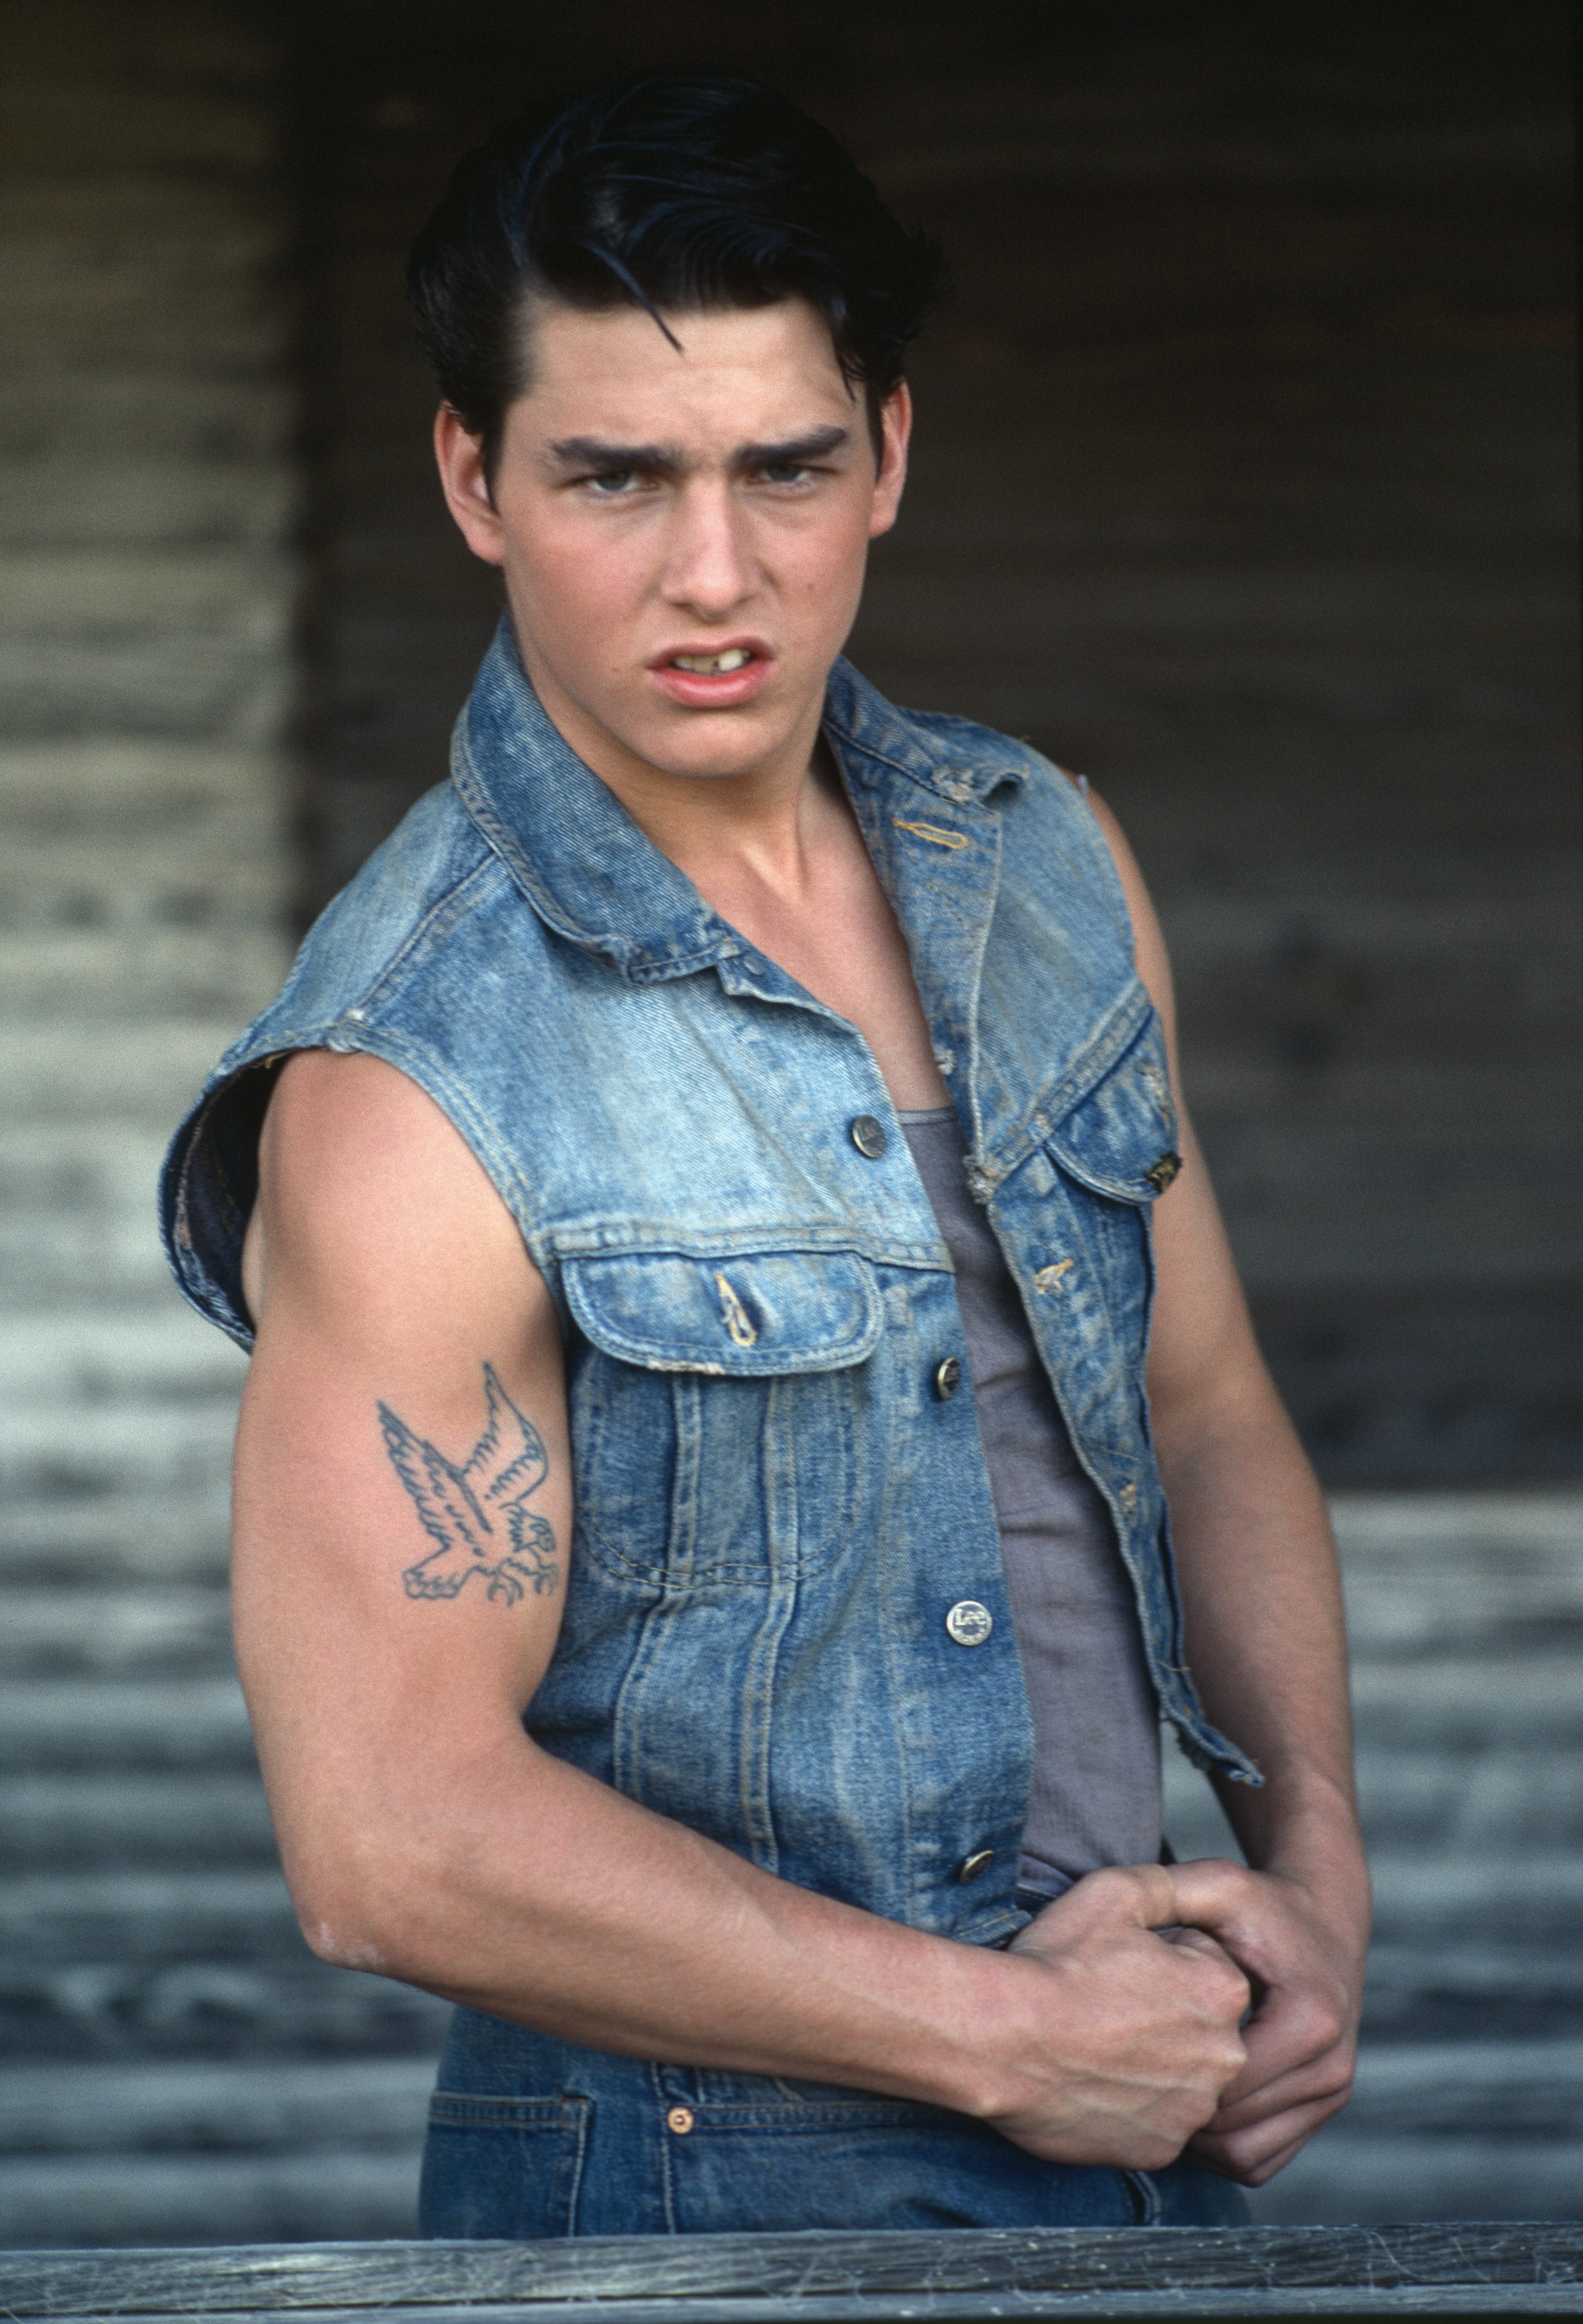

{"left": 162, "top": 74, "right": 1369, "bottom": 2237}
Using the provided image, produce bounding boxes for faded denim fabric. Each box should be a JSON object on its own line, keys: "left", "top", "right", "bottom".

{"left": 419, "top": 2020, "right": 1249, "bottom": 2235}
{"left": 161, "top": 619, "right": 1257, "bottom": 2231}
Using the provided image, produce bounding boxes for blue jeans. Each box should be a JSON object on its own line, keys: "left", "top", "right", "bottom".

{"left": 419, "top": 2014, "right": 1250, "bottom": 2238}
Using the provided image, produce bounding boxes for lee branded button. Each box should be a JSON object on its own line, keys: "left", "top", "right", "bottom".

{"left": 666, "top": 2107, "right": 695, "bottom": 2135}
{"left": 850, "top": 1114, "right": 888, "bottom": 1159}
{"left": 957, "top": 1849, "right": 996, "bottom": 1884}
{"left": 945, "top": 1599, "right": 992, "bottom": 1647}
{"left": 933, "top": 1356, "right": 962, "bottom": 1399}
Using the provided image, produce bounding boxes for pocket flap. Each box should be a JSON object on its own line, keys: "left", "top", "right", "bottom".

{"left": 1043, "top": 1014, "right": 1181, "bottom": 1203}
{"left": 562, "top": 1248, "right": 884, "bottom": 1376}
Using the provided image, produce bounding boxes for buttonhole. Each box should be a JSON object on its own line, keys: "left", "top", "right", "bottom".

{"left": 1032, "top": 1260, "right": 1075, "bottom": 1294}
{"left": 892, "top": 818, "right": 970, "bottom": 852}
{"left": 713, "top": 1272, "right": 758, "bottom": 1348}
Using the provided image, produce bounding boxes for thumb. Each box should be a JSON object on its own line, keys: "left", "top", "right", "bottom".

{"left": 1016, "top": 1862, "right": 1187, "bottom": 1948}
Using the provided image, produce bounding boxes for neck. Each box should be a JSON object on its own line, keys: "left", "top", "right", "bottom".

{"left": 517, "top": 634, "right": 837, "bottom": 903}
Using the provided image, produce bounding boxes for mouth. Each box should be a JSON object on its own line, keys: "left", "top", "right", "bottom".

{"left": 669, "top": 646, "right": 754, "bottom": 675}
{"left": 648, "top": 639, "right": 774, "bottom": 709}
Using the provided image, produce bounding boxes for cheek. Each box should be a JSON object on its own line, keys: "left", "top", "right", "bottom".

{"left": 782, "top": 508, "right": 871, "bottom": 609}
{"left": 510, "top": 524, "right": 644, "bottom": 647}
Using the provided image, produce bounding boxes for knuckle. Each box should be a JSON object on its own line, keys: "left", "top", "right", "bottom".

{"left": 1215, "top": 1963, "right": 1253, "bottom": 2013}
{"left": 1299, "top": 1995, "right": 1346, "bottom": 2050}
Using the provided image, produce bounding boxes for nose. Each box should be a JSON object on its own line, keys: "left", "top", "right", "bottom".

{"left": 660, "top": 478, "right": 758, "bottom": 619}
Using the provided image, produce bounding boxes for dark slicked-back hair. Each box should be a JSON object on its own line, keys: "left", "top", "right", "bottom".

{"left": 407, "top": 73, "right": 945, "bottom": 480}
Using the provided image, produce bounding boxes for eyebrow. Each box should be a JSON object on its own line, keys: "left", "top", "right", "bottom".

{"left": 544, "top": 424, "right": 852, "bottom": 475}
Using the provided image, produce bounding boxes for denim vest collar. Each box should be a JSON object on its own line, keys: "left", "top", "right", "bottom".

{"left": 451, "top": 619, "right": 1029, "bottom": 992}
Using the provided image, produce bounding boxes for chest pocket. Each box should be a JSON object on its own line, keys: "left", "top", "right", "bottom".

{"left": 563, "top": 1248, "right": 882, "bottom": 1587}
{"left": 1042, "top": 1008, "right": 1180, "bottom": 1205}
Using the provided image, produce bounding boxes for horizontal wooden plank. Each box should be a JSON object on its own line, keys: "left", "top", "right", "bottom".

{"left": 1350, "top": 1663, "right": 1583, "bottom": 1736}
{"left": 0, "top": 1678, "right": 252, "bottom": 1771}
{"left": 0, "top": 1494, "right": 231, "bottom": 1585}
{"left": 0, "top": 1021, "right": 252, "bottom": 1121}
{"left": 0, "top": 2058, "right": 435, "bottom": 2156}
{"left": 0, "top": 2150, "right": 420, "bottom": 2253}
{"left": 0, "top": 548, "right": 290, "bottom": 638}
{"left": 0, "top": 640, "right": 289, "bottom": 748}
{"left": 4, "top": 2224, "right": 1581, "bottom": 2308}
{"left": 1, "top": 2298, "right": 1580, "bottom": 2323}
{"left": 1334, "top": 2041, "right": 1583, "bottom": 2138}
{"left": 0, "top": 930, "right": 290, "bottom": 1020}
{"left": 0, "top": 1871, "right": 303, "bottom": 1961}
{"left": 2, "top": 2296, "right": 1582, "bottom": 2323}
{"left": 1248, "top": 2137, "right": 1583, "bottom": 2230}
{"left": 0, "top": 465, "right": 292, "bottom": 555}
{"left": 0, "top": 1229, "right": 195, "bottom": 1308}
{"left": 0, "top": 373, "right": 288, "bottom": 468}
{"left": 0, "top": 1773, "right": 274, "bottom": 1870}
{"left": 0, "top": 739, "right": 286, "bottom": 817}
{"left": 0, "top": 1953, "right": 450, "bottom": 2065}
{"left": 0, "top": 1588, "right": 233, "bottom": 1680}
{"left": 0, "top": 836, "right": 282, "bottom": 919}
{"left": 1330, "top": 1494, "right": 1583, "bottom": 1554}
{"left": 0, "top": 1310, "right": 247, "bottom": 1411}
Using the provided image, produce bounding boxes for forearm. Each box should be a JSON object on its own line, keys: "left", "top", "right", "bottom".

{"left": 1154, "top": 1363, "right": 1366, "bottom": 1904}
{"left": 284, "top": 1719, "right": 1012, "bottom": 2111}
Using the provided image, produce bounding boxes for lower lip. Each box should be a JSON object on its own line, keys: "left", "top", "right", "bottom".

{"left": 648, "top": 655, "right": 773, "bottom": 709}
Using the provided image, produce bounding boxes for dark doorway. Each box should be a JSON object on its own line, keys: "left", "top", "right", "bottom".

{"left": 287, "top": 0, "right": 1580, "bottom": 1481}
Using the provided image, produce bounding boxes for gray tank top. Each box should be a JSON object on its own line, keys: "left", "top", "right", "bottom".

{"left": 900, "top": 1109, "right": 1162, "bottom": 1897}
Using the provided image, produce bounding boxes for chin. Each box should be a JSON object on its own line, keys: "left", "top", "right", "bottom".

{"left": 630, "top": 709, "right": 798, "bottom": 784}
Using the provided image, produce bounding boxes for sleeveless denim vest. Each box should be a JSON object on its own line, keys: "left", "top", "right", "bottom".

{"left": 161, "top": 621, "right": 1258, "bottom": 1951}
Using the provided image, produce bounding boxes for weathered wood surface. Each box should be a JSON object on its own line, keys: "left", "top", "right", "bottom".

{"left": 3, "top": 1495, "right": 1580, "bottom": 2242}
{"left": 3, "top": 2227, "right": 1583, "bottom": 2321}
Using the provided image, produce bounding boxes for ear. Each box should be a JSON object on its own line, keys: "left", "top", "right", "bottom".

{"left": 434, "top": 407, "right": 507, "bottom": 567}
{"left": 867, "top": 380, "right": 912, "bottom": 542}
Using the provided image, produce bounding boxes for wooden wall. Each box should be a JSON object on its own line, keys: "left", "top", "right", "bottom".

{"left": 0, "top": 0, "right": 290, "bottom": 1700}
{"left": 289, "top": 0, "right": 1580, "bottom": 1483}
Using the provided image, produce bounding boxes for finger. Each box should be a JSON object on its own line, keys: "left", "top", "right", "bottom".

{"left": 1212, "top": 1991, "right": 1353, "bottom": 2108}
{"left": 1157, "top": 1925, "right": 1239, "bottom": 1966}
{"left": 1191, "top": 2088, "right": 1350, "bottom": 2185}
{"left": 1019, "top": 1861, "right": 1180, "bottom": 1936}
{"left": 1206, "top": 2042, "right": 1355, "bottom": 2128}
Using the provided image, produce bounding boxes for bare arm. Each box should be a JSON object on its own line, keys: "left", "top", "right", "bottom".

{"left": 234, "top": 1048, "right": 1251, "bottom": 2169}
{"left": 1086, "top": 788, "right": 1371, "bottom": 2186}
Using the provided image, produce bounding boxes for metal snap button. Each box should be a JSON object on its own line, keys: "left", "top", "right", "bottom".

{"left": 933, "top": 1356, "right": 962, "bottom": 1399}
{"left": 1144, "top": 1150, "right": 1182, "bottom": 1194}
{"left": 666, "top": 2106, "right": 695, "bottom": 2135}
{"left": 850, "top": 1114, "right": 888, "bottom": 1159}
{"left": 945, "top": 1599, "right": 992, "bottom": 1647}
{"left": 957, "top": 1849, "right": 995, "bottom": 1884}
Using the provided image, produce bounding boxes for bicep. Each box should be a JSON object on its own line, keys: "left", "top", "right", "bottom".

{"left": 230, "top": 1052, "right": 571, "bottom": 1884}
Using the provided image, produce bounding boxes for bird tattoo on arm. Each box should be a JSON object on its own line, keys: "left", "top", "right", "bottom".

{"left": 378, "top": 1363, "right": 559, "bottom": 1605}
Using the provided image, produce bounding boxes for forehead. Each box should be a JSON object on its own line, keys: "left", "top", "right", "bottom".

{"left": 509, "top": 296, "right": 857, "bottom": 445}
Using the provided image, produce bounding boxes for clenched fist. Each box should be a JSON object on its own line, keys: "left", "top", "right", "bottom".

{"left": 975, "top": 1864, "right": 1251, "bottom": 2169}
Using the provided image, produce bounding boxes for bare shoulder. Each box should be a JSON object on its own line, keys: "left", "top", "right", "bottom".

{"left": 245, "top": 1048, "right": 544, "bottom": 1358}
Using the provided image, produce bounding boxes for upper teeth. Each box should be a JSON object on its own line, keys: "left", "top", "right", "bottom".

{"left": 673, "top": 648, "right": 752, "bottom": 674}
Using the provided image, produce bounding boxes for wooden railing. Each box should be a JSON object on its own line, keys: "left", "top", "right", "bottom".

{"left": 3, "top": 2227, "right": 1582, "bottom": 2321}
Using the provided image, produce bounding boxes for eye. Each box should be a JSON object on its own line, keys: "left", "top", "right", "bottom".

{"left": 758, "top": 461, "right": 814, "bottom": 486}
{"left": 584, "top": 468, "right": 647, "bottom": 496}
